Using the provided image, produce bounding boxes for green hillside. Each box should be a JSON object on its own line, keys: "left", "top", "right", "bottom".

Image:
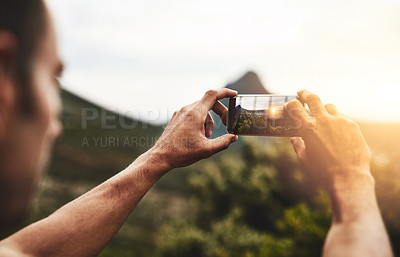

{"left": 31, "top": 89, "right": 187, "bottom": 256}
{"left": 50, "top": 89, "right": 163, "bottom": 183}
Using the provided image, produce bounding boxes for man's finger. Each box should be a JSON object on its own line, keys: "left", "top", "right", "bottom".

{"left": 205, "top": 112, "right": 214, "bottom": 138}
{"left": 297, "top": 90, "right": 326, "bottom": 116}
{"left": 201, "top": 89, "right": 238, "bottom": 111}
{"left": 284, "top": 99, "right": 308, "bottom": 127}
{"left": 171, "top": 111, "right": 178, "bottom": 120}
{"left": 212, "top": 100, "right": 228, "bottom": 126}
{"left": 325, "top": 103, "right": 339, "bottom": 116}
{"left": 206, "top": 134, "right": 238, "bottom": 157}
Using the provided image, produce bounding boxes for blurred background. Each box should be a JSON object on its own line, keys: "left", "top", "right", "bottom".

{"left": 14, "top": 0, "right": 400, "bottom": 256}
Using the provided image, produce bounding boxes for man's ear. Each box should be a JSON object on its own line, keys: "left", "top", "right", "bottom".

{"left": 0, "top": 31, "right": 18, "bottom": 140}
{"left": 0, "top": 30, "right": 17, "bottom": 73}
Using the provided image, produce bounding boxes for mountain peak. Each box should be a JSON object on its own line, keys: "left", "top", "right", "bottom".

{"left": 225, "top": 71, "right": 270, "bottom": 94}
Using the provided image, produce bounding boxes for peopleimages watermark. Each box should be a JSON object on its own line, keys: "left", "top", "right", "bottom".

{"left": 76, "top": 105, "right": 317, "bottom": 148}
{"left": 81, "top": 108, "right": 156, "bottom": 129}
{"left": 66, "top": 107, "right": 229, "bottom": 130}
{"left": 72, "top": 106, "right": 316, "bottom": 131}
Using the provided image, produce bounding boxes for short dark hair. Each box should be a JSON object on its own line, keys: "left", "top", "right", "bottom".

{"left": 0, "top": 0, "right": 47, "bottom": 115}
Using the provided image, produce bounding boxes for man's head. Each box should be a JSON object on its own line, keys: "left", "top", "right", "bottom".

{"left": 0, "top": 0, "right": 63, "bottom": 228}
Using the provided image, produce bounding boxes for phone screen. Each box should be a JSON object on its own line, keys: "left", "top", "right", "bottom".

{"left": 227, "top": 94, "right": 300, "bottom": 137}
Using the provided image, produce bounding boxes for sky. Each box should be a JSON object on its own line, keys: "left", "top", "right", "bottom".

{"left": 47, "top": 0, "right": 400, "bottom": 124}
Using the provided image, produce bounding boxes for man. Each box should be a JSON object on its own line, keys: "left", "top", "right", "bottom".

{"left": 0, "top": 0, "right": 393, "bottom": 256}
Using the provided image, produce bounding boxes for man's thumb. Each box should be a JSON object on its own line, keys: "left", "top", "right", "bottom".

{"left": 290, "top": 137, "right": 306, "bottom": 161}
{"left": 207, "top": 134, "right": 238, "bottom": 156}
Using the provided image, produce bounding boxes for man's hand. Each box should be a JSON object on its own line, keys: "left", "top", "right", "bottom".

{"left": 153, "top": 89, "right": 238, "bottom": 170}
{"left": 285, "top": 90, "right": 371, "bottom": 189}
{"left": 284, "top": 90, "right": 393, "bottom": 257}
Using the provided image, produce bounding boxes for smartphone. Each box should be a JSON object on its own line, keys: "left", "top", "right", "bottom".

{"left": 227, "top": 94, "right": 300, "bottom": 137}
